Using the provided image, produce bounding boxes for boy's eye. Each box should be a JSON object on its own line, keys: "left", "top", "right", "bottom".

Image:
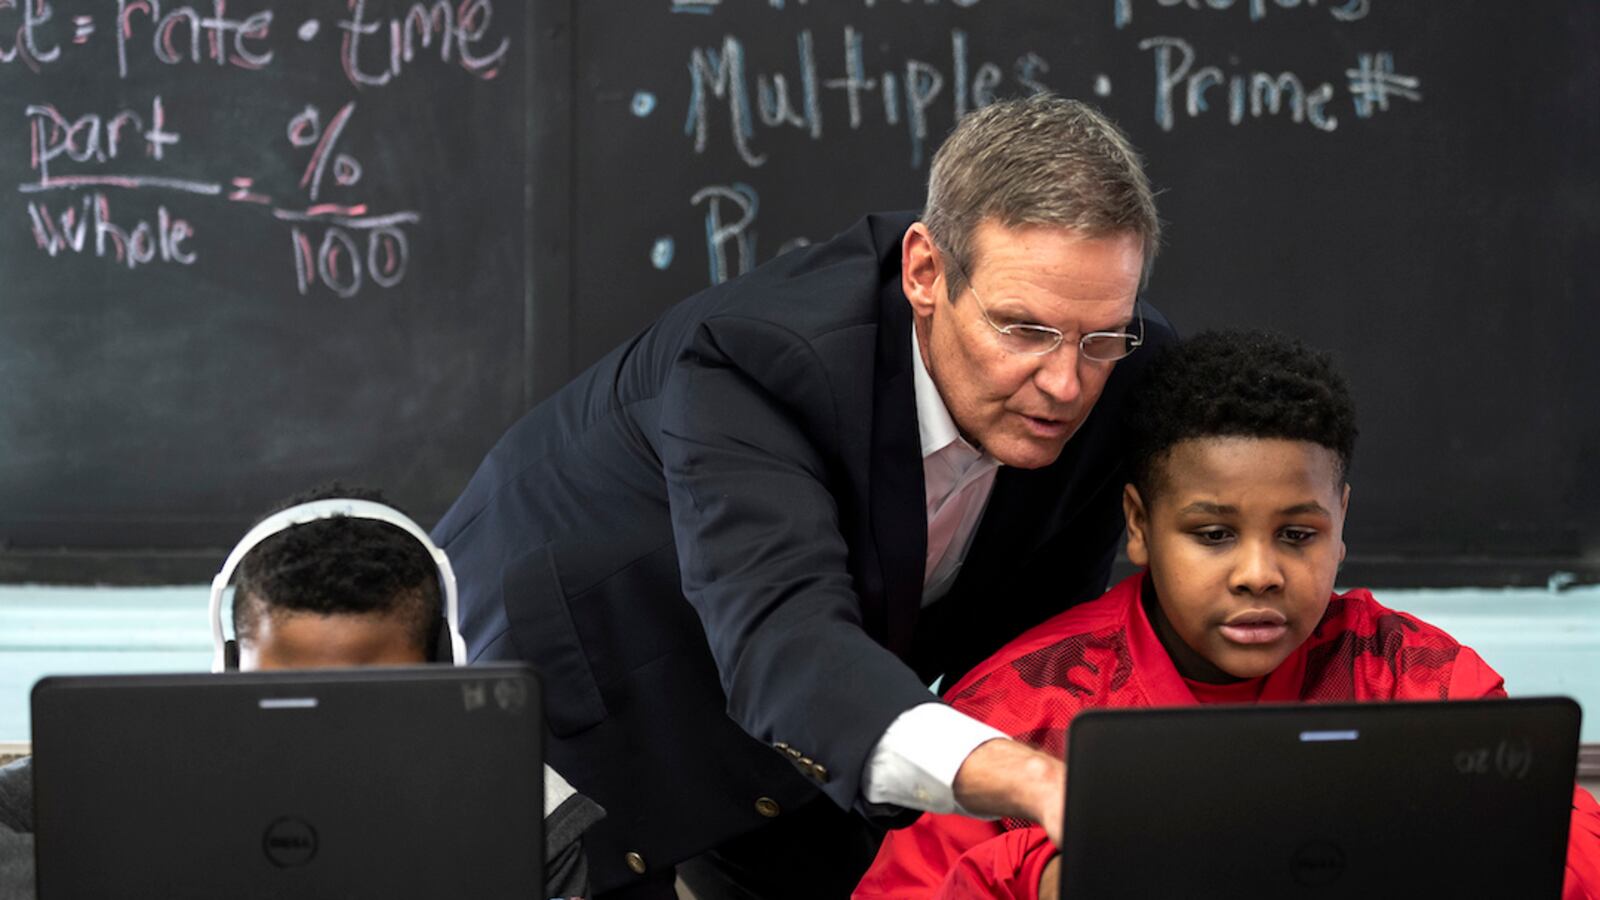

{"left": 1280, "top": 527, "right": 1318, "bottom": 545}
{"left": 1192, "top": 528, "right": 1233, "bottom": 545}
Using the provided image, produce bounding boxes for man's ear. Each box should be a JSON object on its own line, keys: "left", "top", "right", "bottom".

{"left": 901, "top": 222, "right": 944, "bottom": 322}
{"left": 1123, "top": 483, "right": 1151, "bottom": 567}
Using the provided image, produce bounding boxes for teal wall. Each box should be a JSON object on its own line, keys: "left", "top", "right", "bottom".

{"left": 3, "top": 584, "right": 1599, "bottom": 741}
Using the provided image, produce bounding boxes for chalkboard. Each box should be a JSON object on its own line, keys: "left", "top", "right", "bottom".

{"left": 4, "top": 1, "right": 1597, "bottom": 586}
{"left": 525, "top": 0, "right": 1599, "bottom": 586}
{"left": 1, "top": 0, "right": 530, "bottom": 580}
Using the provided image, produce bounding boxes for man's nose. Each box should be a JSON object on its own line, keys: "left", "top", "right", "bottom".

{"left": 1032, "top": 343, "right": 1083, "bottom": 404}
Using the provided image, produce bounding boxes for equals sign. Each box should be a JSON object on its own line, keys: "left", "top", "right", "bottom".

{"left": 229, "top": 177, "right": 272, "bottom": 205}
{"left": 73, "top": 16, "right": 94, "bottom": 44}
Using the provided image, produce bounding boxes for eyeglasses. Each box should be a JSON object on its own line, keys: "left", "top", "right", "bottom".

{"left": 942, "top": 249, "right": 1144, "bottom": 362}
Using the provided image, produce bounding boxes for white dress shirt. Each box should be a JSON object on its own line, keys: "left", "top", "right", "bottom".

{"left": 859, "top": 327, "right": 1008, "bottom": 816}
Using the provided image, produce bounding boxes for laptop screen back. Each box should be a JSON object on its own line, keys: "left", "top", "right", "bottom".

{"left": 31, "top": 665, "right": 544, "bottom": 900}
{"left": 1061, "top": 697, "right": 1580, "bottom": 899}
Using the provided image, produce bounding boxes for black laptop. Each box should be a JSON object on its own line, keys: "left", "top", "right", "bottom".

{"left": 31, "top": 665, "right": 544, "bottom": 900}
{"left": 1062, "top": 697, "right": 1581, "bottom": 898}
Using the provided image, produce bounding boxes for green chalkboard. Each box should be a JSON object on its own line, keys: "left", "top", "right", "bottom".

{"left": 1, "top": 0, "right": 531, "bottom": 580}
{"left": 529, "top": 0, "right": 1599, "bottom": 585}
{"left": 4, "top": 0, "right": 1597, "bottom": 586}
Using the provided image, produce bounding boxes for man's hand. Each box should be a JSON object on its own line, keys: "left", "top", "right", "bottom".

{"left": 950, "top": 737, "right": 1065, "bottom": 846}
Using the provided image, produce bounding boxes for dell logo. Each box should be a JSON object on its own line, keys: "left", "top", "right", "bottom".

{"left": 1290, "top": 840, "right": 1346, "bottom": 886}
{"left": 262, "top": 816, "right": 319, "bottom": 868}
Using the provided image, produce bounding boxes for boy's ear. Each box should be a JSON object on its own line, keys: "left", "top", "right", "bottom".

{"left": 1338, "top": 482, "right": 1351, "bottom": 563}
{"left": 1123, "top": 484, "right": 1151, "bottom": 567}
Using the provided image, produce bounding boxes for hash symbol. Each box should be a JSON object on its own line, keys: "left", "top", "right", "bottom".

{"left": 1346, "top": 52, "right": 1423, "bottom": 119}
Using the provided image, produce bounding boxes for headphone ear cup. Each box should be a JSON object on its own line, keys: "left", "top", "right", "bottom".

{"left": 224, "top": 639, "right": 240, "bottom": 671}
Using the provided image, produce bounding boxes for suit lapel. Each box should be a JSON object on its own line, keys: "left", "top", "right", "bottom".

{"left": 869, "top": 270, "right": 926, "bottom": 658}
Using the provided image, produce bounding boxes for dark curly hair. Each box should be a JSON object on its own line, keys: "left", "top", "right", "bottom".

{"left": 232, "top": 483, "right": 440, "bottom": 654}
{"left": 1125, "top": 330, "right": 1358, "bottom": 501}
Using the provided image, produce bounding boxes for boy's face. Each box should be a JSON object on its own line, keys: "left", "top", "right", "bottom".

{"left": 1124, "top": 437, "right": 1349, "bottom": 683}
{"left": 239, "top": 610, "right": 427, "bottom": 670}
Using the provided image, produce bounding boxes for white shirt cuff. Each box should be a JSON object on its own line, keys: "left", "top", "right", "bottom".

{"left": 861, "top": 701, "right": 1008, "bottom": 817}
{"left": 544, "top": 763, "right": 578, "bottom": 817}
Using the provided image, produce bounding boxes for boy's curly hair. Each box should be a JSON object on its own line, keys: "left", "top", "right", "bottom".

{"left": 1125, "top": 329, "right": 1358, "bottom": 500}
{"left": 232, "top": 483, "right": 440, "bottom": 653}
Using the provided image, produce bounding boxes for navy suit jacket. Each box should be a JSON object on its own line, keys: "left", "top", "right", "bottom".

{"left": 433, "top": 212, "right": 1176, "bottom": 891}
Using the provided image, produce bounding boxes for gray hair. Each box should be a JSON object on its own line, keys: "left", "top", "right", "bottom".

{"left": 922, "top": 94, "right": 1160, "bottom": 297}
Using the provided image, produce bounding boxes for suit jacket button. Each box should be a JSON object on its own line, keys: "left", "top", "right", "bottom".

{"left": 799, "top": 756, "right": 814, "bottom": 769}
{"left": 625, "top": 852, "right": 647, "bottom": 875}
{"left": 774, "top": 741, "right": 790, "bottom": 752}
{"left": 813, "top": 763, "right": 829, "bottom": 783}
{"left": 786, "top": 747, "right": 802, "bottom": 759}
{"left": 755, "top": 797, "right": 781, "bottom": 818}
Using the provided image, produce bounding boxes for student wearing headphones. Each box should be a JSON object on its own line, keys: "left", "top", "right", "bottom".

{"left": 0, "top": 485, "right": 602, "bottom": 900}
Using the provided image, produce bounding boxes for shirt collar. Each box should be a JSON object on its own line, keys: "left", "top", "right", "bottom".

{"left": 911, "top": 324, "right": 975, "bottom": 460}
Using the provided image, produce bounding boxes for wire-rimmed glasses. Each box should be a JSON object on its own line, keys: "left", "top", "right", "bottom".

{"left": 942, "top": 249, "right": 1144, "bottom": 362}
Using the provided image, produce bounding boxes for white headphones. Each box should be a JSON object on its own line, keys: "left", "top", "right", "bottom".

{"left": 207, "top": 498, "right": 465, "bottom": 672}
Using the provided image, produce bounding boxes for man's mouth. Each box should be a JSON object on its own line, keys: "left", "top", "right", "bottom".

{"left": 1018, "top": 413, "right": 1070, "bottom": 438}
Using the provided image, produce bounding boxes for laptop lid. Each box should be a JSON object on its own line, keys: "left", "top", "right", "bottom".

{"left": 31, "top": 665, "right": 543, "bottom": 900}
{"left": 1061, "top": 697, "right": 1580, "bottom": 899}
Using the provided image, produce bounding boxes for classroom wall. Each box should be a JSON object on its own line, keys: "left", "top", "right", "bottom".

{"left": 4, "top": 583, "right": 1600, "bottom": 740}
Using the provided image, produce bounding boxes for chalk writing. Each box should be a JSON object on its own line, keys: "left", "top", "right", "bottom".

{"left": 685, "top": 28, "right": 1048, "bottom": 169}
{"left": 24, "top": 96, "right": 180, "bottom": 184}
{"left": 687, "top": 182, "right": 815, "bottom": 283}
{"left": 643, "top": 0, "right": 1434, "bottom": 288}
{"left": 1345, "top": 52, "right": 1421, "bottom": 118}
{"left": 671, "top": 0, "right": 719, "bottom": 15}
{"left": 1113, "top": 0, "right": 1372, "bottom": 30}
{"left": 691, "top": 182, "right": 758, "bottom": 285}
{"left": 290, "top": 217, "right": 414, "bottom": 298}
{"left": 113, "top": 0, "right": 274, "bottom": 78}
{"left": 287, "top": 102, "right": 362, "bottom": 203}
{"left": 0, "top": 0, "right": 62, "bottom": 68}
{"left": 337, "top": 0, "right": 510, "bottom": 87}
{"left": 27, "top": 192, "right": 195, "bottom": 268}
{"left": 1139, "top": 37, "right": 1421, "bottom": 131}
{"left": 1139, "top": 37, "right": 1338, "bottom": 132}
{"left": 650, "top": 236, "right": 675, "bottom": 270}
{"left": 5, "top": 0, "right": 513, "bottom": 296}
{"left": 671, "top": 0, "right": 986, "bottom": 9}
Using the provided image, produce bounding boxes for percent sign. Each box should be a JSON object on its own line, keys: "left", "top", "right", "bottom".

{"left": 287, "top": 102, "right": 363, "bottom": 202}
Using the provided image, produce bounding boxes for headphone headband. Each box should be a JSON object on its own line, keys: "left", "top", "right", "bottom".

{"left": 208, "top": 498, "right": 464, "bottom": 672}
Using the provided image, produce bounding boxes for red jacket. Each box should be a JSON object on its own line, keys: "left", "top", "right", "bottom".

{"left": 854, "top": 573, "right": 1600, "bottom": 899}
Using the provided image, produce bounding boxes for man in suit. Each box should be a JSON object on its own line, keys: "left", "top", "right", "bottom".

{"left": 434, "top": 94, "right": 1175, "bottom": 898}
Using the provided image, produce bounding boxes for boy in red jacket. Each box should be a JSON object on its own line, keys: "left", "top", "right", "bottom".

{"left": 854, "top": 330, "right": 1600, "bottom": 899}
